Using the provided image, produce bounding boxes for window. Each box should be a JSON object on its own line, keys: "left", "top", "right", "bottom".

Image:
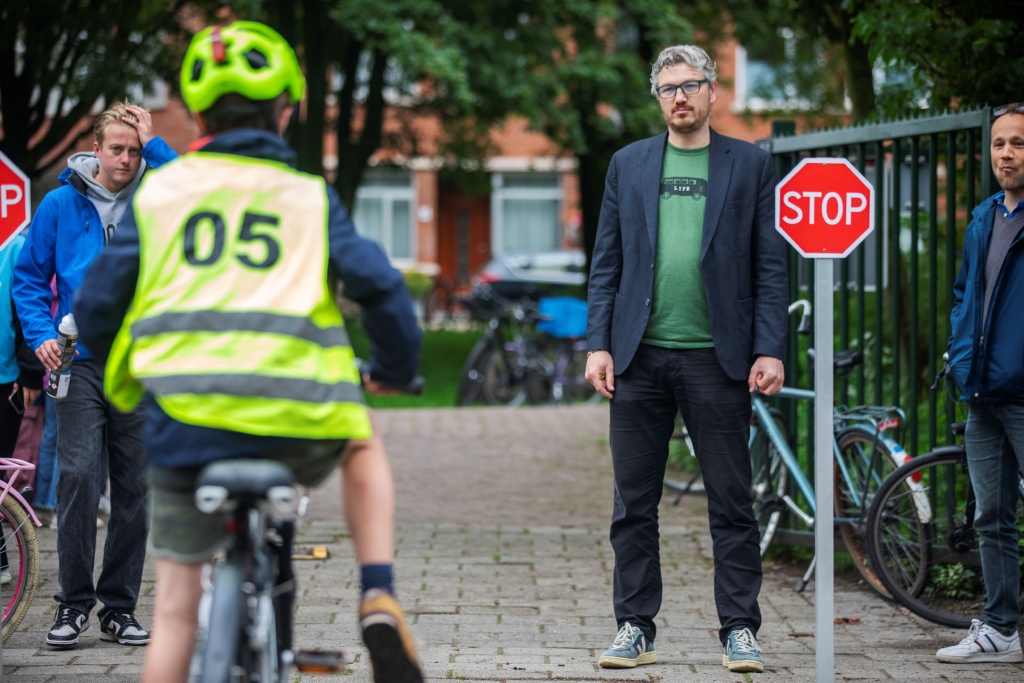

{"left": 733, "top": 28, "right": 819, "bottom": 113}
{"left": 491, "top": 172, "right": 563, "bottom": 254}
{"left": 352, "top": 169, "right": 415, "bottom": 263}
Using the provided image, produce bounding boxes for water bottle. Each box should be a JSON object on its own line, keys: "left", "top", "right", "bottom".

{"left": 46, "top": 314, "right": 79, "bottom": 399}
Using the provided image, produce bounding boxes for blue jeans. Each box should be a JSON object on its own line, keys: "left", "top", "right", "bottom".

{"left": 33, "top": 395, "right": 59, "bottom": 511}
{"left": 609, "top": 345, "right": 761, "bottom": 645}
{"left": 54, "top": 359, "right": 149, "bottom": 616}
{"left": 965, "top": 402, "right": 1024, "bottom": 636}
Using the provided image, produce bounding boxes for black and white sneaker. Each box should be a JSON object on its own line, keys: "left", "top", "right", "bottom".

{"left": 46, "top": 605, "right": 89, "bottom": 648}
{"left": 99, "top": 610, "right": 150, "bottom": 646}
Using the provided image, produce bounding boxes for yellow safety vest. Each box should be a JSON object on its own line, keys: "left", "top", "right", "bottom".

{"left": 105, "top": 152, "right": 371, "bottom": 440}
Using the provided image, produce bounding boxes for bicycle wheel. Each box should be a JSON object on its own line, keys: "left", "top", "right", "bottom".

{"left": 1, "top": 495, "right": 40, "bottom": 642}
{"left": 456, "top": 337, "right": 491, "bottom": 406}
{"left": 834, "top": 428, "right": 902, "bottom": 598}
{"left": 193, "top": 561, "right": 246, "bottom": 683}
{"left": 479, "top": 347, "right": 528, "bottom": 406}
{"left": 867, "top": 449, "right": 1024, "bottom": 628}
{"left": 749, "top": 409, "right": 789, "bottom": 556}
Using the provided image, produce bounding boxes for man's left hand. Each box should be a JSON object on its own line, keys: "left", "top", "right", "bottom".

{"left": 748, "top": 356, "right": 784, "bottom": 395}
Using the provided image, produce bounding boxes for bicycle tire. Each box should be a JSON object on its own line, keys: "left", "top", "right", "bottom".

{"left": 194, "top": 561, "right": 246, "bottom": 683}
{"left": 867, "top": 449, "right": 1024, "bottom": 629}
{"left": 750, "top": 409, "right": 789, "bottom": 556}
{"left": 479, "top": 347, "right": 528, "bottom": 406}
{"left": 456, "top": 337, "right": 491, "bottom": 406}
{"left": 833, "top": 428, "right": 901, "bottom": 598}
{"left": 1, "top": 495, "right": 40, "bottom": 642}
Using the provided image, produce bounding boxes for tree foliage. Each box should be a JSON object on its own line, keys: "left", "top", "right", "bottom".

{"left": 0, "top": 1, "right": 194, "bottom": 177}
{"left": 852, "top": 0, "right": 1024, "bottom": 111}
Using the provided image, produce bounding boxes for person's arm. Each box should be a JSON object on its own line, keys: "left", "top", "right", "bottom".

{"left": 750, "top": 150, "right": 789, "bottom": 364}
{"left": 325, "top": 187, "right": 421, "bottom": 386}
{"left": 13, "top": 195, "right": 60, "bottom": 357}
{"left": 948, "top": 227, "right": 971, "bottom": 351}
{"left": 586, "top": 152, "right": 624, "bottom": 354}
{"left": 584, "top": 152, "right": 624, "bottom": 398}
{"left": 74, "top": 206, "right": 141, "bottom": 362}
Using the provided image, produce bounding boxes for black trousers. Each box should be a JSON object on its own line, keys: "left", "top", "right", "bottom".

{"left": 609, "top": 344, "right": 762, "bottom": 645}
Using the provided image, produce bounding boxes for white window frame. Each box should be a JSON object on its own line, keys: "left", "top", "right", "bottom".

{"left": 490, "top": 172, "right": 564, "bottom": 256}
{"left": 353, "top": 170, "right": 416, "bottom": 267}
{"left": 732, "top": 30, "right": 816, "bottom": 114}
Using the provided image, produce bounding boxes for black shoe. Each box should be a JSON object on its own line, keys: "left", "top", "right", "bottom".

{"left": 46, "top": 605, "right": 89, "bottom": 648}
{"left": 99, "top": 610, "right": 150, "bottom": 646}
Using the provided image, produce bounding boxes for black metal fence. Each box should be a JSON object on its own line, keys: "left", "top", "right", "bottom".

{"left": 764, "top": 109, "right": 995, "bottom": 545}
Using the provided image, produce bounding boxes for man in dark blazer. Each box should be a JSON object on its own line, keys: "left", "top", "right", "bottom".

{"left": 585, "top": 44, "right": 789, "bottom": 674}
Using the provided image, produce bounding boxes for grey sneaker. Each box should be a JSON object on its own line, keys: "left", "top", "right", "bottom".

{"left": 723, "top": 627, "right": 765, "bottom": 672}
{"left": 936, "top": 619, "right": 1022, "bottom": 663}
{"left": 598, "top": 622, "right": 656, "bottom": 668}
{"left": 99, "top": 610, "right": 150, "bottom": 646}
{"left": 46, "top": 605, "right": 89, "bottom": 648}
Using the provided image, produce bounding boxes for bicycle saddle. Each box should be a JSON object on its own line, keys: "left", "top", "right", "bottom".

{"left": 195, "top": 459, "right": 296, "bottom": 513}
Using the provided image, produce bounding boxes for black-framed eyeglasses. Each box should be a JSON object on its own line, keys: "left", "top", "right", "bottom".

{"left": 655, "top": 79, "right": 709, "bottom": 99}
{"left": 992, "top": 103, "right": 1024, "bottom": 123}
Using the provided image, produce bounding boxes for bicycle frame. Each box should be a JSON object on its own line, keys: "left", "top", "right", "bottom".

{"left": 751, "top": 387, "right": 914, "bottom": 530}
{"left": 0, "top": 458, "right": 42, "bottom": 528}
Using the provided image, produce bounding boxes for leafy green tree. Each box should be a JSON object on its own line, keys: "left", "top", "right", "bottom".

{"left": 0, "top": 1, "right": 194, "bottom": 177}
{"left": 852, "top": 0, "right": 1024, "bottom": 111}
{"left": 722, "top": 0, "right": 876, "bottom": 122}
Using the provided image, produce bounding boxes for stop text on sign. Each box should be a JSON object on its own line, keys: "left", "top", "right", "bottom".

{"left": 780, "top": 190, "right": 868, "bottom": 227}
{"left": 2, "top": 184, "right": 24, "bottom": 218}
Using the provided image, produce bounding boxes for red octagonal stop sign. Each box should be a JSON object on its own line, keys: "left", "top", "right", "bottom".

{"left": 0, "top": 150, "right": 31, "bottom": 251}
{"left": 775, "top": 158, "right": 874, "bottom": 258}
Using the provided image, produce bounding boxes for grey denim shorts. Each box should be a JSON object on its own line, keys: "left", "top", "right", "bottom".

{"left": 148, "top": 439, "right": 348, "bottom": 563}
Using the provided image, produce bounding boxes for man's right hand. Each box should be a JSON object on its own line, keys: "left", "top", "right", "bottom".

{"left": 36, "top": 339, "right": 65, "bottom": 372}
{"left": 585, "top": 350, "right": 615, "bottom": 399}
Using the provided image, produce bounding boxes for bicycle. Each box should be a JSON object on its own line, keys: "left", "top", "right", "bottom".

{"left": 742, "top": 300, "right": 912, "bottom": 596}
{"left": 0, "top": 457, "right": 42, "bottom": 643}
{"left": 866, "top": 364, "right": 1024, "bottom": 628}
{"left": 456, "top": 292, "right": 597, "bottom": 407}
{"left": 189, "top": 374, "right": 425, "bottom": 683}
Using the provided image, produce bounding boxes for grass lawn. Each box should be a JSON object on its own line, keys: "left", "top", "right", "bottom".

{"left": 346, "top": 319, "right": 482, "bottom": 408}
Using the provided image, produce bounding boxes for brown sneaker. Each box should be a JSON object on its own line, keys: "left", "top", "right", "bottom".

{"left": 359, "top": 589, "right": 423, "bottom": 683}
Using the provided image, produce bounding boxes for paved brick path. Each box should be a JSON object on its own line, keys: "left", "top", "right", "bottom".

{"left": 3, "top": 405, "right": 1021, "bottom": 681}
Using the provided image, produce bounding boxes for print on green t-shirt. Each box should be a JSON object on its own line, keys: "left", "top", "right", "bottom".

{"left": 642, "top": 143, "right": 713, "bottom": 348}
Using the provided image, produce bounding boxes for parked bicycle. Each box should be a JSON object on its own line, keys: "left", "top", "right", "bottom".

{"left": 866, "top": 362, "right": 1024, "bottom": 628}
{"left": 662, "top": 300, "right": 911, "bottom": 597}
{"left": 0, "top": 457, "right": 42, "bottom": 643}
{"left": 456, "top": 292, "right": 596, "bottom": 407}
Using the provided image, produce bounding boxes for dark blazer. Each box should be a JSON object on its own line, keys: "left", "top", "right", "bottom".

{"left": 586, "top": 129, "right": 789, "bottom": 381}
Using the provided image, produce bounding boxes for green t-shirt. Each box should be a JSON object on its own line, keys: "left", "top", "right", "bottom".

{"left": 642, "top": 143, "right": 713, "bottom": 348}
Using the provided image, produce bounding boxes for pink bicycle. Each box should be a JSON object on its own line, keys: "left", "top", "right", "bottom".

{"left": 0, "top": 457, "right": 42, "bottom": 642}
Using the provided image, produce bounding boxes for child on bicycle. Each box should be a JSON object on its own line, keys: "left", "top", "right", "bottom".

{"left": 72, "top": 21, "right": 424, "bottom": 683}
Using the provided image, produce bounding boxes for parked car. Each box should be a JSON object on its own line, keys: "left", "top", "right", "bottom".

{"left": 470, "top": 250, "right": 587, "bottom": 303}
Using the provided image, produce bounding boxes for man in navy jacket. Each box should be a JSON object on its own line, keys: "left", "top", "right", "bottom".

{"left": 585, "top": 45, "right": 788, "bottom": 673}
{"left": 938, "top": 103, "right": 1024, "bottom": 664}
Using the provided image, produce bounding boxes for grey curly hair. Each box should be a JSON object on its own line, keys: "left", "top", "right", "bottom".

{"left": 649, "top": 45, "right": 718, "bottom": 97}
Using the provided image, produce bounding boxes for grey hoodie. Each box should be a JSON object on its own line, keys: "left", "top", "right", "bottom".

{"left": 66, "top": 152, "right": 149, "bottom": 243}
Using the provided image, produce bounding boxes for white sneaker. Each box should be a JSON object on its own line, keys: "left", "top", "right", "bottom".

{"left": 936, "top": 619, "right": 1023, "bottom": 663}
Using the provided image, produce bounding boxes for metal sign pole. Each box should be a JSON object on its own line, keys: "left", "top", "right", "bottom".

{"left": 814, "top": 260, "right": 835, "bottom": 683}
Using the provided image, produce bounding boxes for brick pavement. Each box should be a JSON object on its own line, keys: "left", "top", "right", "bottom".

{"left": 3, "top": 404, "right": 1021, "bottom": 681}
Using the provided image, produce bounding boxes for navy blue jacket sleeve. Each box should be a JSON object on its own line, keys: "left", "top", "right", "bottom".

{"left": 73, "top": 209, "right": 140, "bottom": 363}
{"left": 325, "top": 186, "right": 422, "bottom": 385}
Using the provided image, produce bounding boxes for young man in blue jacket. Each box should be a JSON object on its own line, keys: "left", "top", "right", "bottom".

{"left": 938, "top": 103, "right": 1024, "bottom": 664}
{"left": 74, "top": 22, "right": 423, "bottom": 683}
{"left": 13, "top": 102, "right": 176, "bottom": 648}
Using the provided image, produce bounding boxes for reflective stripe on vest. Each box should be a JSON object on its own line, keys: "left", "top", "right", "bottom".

{"left": 106, "top": 152, "right": 371, "bottom": 440}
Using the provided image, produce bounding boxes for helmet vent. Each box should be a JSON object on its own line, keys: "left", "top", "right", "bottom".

{"left": 191, "top": 60, "right": 204, "bottom": 83}
{"left": 244, "top": 49, "right": 269, "bottom": 70}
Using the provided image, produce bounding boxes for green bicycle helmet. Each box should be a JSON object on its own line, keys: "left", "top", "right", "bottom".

{"left": 180, "top": 21, "right": 306, "bottom": 113}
